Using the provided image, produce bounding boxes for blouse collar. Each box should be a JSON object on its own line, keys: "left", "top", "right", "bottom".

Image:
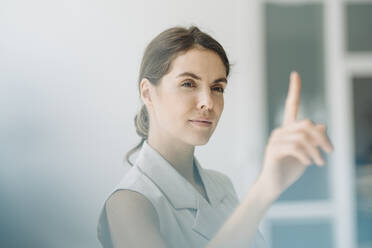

{"left": 134, "top": 140, "right": 227, "bottom": 210}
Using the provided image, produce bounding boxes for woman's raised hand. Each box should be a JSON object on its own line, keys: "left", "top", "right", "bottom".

{"left": 258, "top": 71, "right": 334, "bottom": 199}
{"left": 205, "top": 71, "right": 333, "bottom": 248}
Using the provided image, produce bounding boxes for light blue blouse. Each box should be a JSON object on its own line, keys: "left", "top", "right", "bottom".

{"left": 97, "top": 140, "right": 267, "bottom": 248}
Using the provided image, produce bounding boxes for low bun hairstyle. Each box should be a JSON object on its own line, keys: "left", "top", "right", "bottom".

{"left": 125, "top": 25, "right": 231, "bottom": 166}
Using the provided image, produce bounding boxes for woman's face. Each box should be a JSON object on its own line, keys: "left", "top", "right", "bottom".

{"left": 143, "top": 46, "right": 227, "bottom": 146}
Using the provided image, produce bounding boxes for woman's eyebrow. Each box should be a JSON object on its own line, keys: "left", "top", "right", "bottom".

{"left": 176, "top": 71, "right": 227, "bottom": 84}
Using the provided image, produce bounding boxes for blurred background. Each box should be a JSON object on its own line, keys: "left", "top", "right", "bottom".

{"left": 1, "top": 0, "right": 371, "bottom": 247}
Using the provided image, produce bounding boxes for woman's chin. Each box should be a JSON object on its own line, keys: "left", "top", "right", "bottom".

{"left": 184, "top": 135, "right": 211, "bottom": 146}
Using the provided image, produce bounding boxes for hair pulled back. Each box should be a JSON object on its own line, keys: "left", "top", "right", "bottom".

{"left": 125, "top": 25, "right": 231, "bottom": 166}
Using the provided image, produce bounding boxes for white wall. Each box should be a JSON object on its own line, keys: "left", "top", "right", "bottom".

{"left": 0, "top": 0, "right": 265, "bottom": 247}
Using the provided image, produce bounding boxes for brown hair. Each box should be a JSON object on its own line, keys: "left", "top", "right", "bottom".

{"left": 125, "top": 25, "right": 231, "bottom": 166}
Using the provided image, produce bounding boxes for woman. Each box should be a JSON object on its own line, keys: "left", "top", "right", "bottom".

{"left": 97, "top": 25, "right": 333, "bottom": 248}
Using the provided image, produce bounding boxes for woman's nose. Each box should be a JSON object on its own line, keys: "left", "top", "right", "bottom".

{"left": 197, "top": 88, "right": 214, "bottom": 111}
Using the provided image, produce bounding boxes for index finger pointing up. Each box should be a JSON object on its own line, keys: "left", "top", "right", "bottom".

{"left": 283, "top": 71, "right": 302, "bottom": 126}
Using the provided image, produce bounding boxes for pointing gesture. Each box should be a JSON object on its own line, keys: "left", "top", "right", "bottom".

{"left": 258, "top": 71, "right": 334, "bottom": 198}
{"left": 283, "top": 71, "right": 301, "bottom": 126}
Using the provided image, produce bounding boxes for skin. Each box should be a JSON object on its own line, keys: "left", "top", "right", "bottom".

{"left": 106, "top": 47, "right": 334, "bottom": 248}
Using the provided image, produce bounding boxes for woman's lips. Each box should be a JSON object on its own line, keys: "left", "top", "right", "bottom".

{"left": 189, "top": 120, "right": 212, "bottom": 127}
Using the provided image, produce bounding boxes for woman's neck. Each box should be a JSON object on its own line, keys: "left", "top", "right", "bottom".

{"left": 147, "top": 134, "right": 196, "bottom": 184}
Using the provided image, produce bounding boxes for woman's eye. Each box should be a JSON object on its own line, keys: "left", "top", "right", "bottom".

{"left": 213, "top": 87, "right": 225, "bottom": 93}
{"left": 181, "top": 81, "right": 194, "bottom": 87}
{"left": 181, "top": 81, "right": 224, "bottom": 93}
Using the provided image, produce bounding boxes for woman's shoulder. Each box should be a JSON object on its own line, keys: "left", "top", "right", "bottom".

{"left": 97, "top": 165, "right": 164, "bottom": 248}
{"left": 112, "top": 165, "right": 156, "bottom": 193}
{"left": 105, "top": 189, "right": 160, "bottom": 229}
{"left": 101, "top": 186, "right": 167, "bottom": 248}
{"left": 107, "top": 165, "right": 165, "bottom": 207}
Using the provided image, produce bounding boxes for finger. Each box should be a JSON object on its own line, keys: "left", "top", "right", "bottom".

{"left": 294, "top": 120, "right": 333, "bottom": 153}
{"left": 283, "top": 71, "right": 302, "bottom": 126}
{"left": 285, "top": 132, "right": 325, "bottom": 166}
{"left": 277, "top": 141, "right": 312, "bottom": 166}
{"left": 316, "top": 124, "right": 334, "bottom": 152}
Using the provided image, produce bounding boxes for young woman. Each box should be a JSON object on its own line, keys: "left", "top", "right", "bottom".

{"left": 97, "top": 25, "right": 334, "bottom": 248}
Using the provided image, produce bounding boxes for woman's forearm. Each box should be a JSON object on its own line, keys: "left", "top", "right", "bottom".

{"left": 206, "top": 176, "right": 279, "bottom": 248}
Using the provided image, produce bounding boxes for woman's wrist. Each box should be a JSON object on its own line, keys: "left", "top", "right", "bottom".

{"left": 242, "top": 174, "right": 281, "bottom": 209}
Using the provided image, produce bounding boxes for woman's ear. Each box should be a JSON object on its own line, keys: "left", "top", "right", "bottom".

{"left": 140, "top": 78, "right": 155, "bottom": 108}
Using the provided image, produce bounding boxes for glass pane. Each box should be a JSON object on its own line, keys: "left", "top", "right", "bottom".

{"left": 352, "top": 77, "right": 372, "bottom": 247}
{"left": 271, "top": 219, "right": 333, "bottom": 248}
{"left": 265, "top": 3, "right": 329, "bottom": 201}
{"left": 346, "top": 4, "right": 372, "bottom": 52}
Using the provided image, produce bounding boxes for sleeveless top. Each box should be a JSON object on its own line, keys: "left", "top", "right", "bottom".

{"left": 97, "top": 140, "right": 267, "bottom": 248}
